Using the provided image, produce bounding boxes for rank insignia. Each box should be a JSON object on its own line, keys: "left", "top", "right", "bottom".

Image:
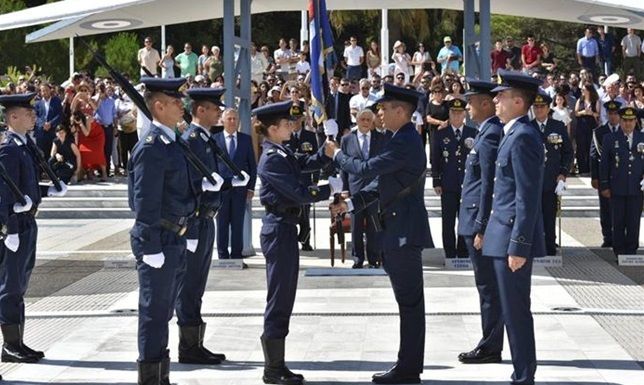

{"left": 276, "top": 149, "right": 288, "bottom": 158}
{"left": 442, "top": 150, "right": 450, "bottom": 158}
{"left": 301, "top": 142, "right": 313, "bottom": 152}
{"left": 145, "top": 135, "right": 154, "bottom": 143}
{"left": 443, "top": 137, "right": 450, "bottom": 145}
{"left": 190, "top": 132, "right": 197, "bottom": 138}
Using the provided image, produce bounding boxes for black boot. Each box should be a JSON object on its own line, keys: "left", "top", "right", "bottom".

{"left": 260, "top": 336, "right": 304, "bottom": 385}
{"left": 1, "top": 324, "right": 39, "bottom": 363}
{"left": 178, "top": 325, "right": 221, "bottom": 365}
{"left": 198, "top": 323, "right": 226, "bottom": 361}
{"left": 137, "top": 361, "right": 162, "bottom": 385}
{"left": 20, "top": 322, "right": 44, "bottom": 359}
{"left": 160, "top": 356, "right": 170, "bottom": 385}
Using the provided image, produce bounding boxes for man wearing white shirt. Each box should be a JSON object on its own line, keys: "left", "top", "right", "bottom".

{"left": 344, "top": 36, "right": 365, "bottom": 81}
{"left": 349, "top": 79, "right": 377, "bottom": 123}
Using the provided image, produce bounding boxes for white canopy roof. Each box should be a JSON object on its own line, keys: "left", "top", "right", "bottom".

{"left": 0, "top": 0, "right": 643, "bottom": 43}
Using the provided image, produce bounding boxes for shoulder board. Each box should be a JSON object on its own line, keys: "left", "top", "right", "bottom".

{"left": 276, "top": 149, "right": 288, "bottom": 157}
{"left": 266, "top": 148, "right": 287, "bottom": 158}
{"left": 159, "top": 135, "right": 171, "bottom": 145}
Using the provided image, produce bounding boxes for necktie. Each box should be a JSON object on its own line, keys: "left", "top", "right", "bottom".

{"left": 361, "top": 134, "right": 369, "bottom": 158}
{"left": 540, "top": 123, "right": 546, "bottom": 132}
{"left": 628, "top": 135, "right": 632, "bottom": 149}
{"left": 455, "top": 129, "right": 461, "bottom": 141}
{"left": 228, "top": 134, "right": 236, "bottom": 158}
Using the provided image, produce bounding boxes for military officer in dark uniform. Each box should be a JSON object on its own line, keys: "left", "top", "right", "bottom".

{"left": 285, "top": 104, "right": 319, "bottom": 251}
{"left": 532, "top": 92, "right": 573, "bottom": 256}
{"left": 128, "top": 78, "right": 223, "bottom": 385}
{"left": 255, "top": 100, "right": 338, "bottom": 385}
{"left": 457, "top": 79, "right": 505, "bottom": 364}
{"left": 331, "top": 83, "right": 434, "bottom": 384}
{"left": 599, "top": 106, "right": 644, "bottom": 256}
{"left": 484, "top": 70, "right": 545, "bottom": 385}
{"left": 431, "top": 98, "right": 477, "bottom": 259}
{"left": 0, "top": 93, "right": 67, "bottom": 365}
{"left": 175, "top": 88, "right": 250, "bottom": 365}
{"left": 590, "top": 101, "right": 621, "bottom": 247}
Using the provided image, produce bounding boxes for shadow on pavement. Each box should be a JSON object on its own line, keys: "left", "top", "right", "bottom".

{"left": 539, "top": 358, "right": 644, "bottom": 370}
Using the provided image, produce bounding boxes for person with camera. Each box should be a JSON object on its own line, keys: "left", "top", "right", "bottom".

{"left": 48, "top": 125, "right": 81, "bottom": 184}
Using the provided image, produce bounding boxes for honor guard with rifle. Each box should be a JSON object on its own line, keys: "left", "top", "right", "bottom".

{"left": 174, "top": 88, "right": 250, "bottom": 366}
{"left": 127, "top": 78, "right": 224, "bottom": 385}
{"left": 255, "top": 100, "right": 340, "bottom": 385}
{"left": 590, "top": 100, "right": 622, "bottom": 247}
{"left": 531, "top": 91, "right": 573, "bottom": 256}
{"left": 330, "top": 83, "right": 434, "bottom": 384}
{"left": 599, "top": 106, "right": 644, "bottom": 257}
{"left": 0, "top": 92, "right": 67, "bottom": 365}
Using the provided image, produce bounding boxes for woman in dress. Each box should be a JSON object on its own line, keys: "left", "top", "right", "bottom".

{"left": 574, "top": 83, "right": 600, "bottom": 175}
{"left": 411, "top": 43, "right": 434, "bottom": 80}
{"left": 425, "top": 84, "right": 449, "bottom": 149}
{"left": 551, "top": 93, "right": 573, "bottom": 138}
{"left": 71, "top": 82, "right": 107, "bottom": 182}
{"left": 205, "top": 46, "right": 224, "bottom": 82}
{"left": 366, "top": 40, "right": 381, "bottom": 79}
{"left": 160, "top": 45, "right": 176, "bottom": 79}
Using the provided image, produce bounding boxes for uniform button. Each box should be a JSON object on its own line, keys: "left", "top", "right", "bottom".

{"left": 392, "top": 212, "right": 397, "bottom": 217}
{"left": 492, "top": 194, "right": 495, "bottom": 198}
{"left": 494, "top": 177, "right": 497, "bottom": 182}
{"left": 471, "top": 203, "right": 476, "bottom": 207}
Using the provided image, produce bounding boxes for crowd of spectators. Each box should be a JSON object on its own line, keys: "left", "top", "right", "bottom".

{"left": 2, "top": 25, "right": 644, "bottom": 182}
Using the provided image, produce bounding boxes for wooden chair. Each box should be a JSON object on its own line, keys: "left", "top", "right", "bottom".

{"left": 329, "top": 215, "right": 352, "bottom": 266}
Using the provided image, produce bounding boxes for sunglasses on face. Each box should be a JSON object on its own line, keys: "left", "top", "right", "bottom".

{"left": 341, "top": 83, "right": 350, "bottom": 87}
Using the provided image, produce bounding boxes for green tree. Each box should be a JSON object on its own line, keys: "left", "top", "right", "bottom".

{"left": 96, "top": 32, "right": 139, "bottom": 79}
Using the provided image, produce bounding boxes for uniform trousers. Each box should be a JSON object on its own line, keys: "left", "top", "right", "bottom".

{"left": 440, "top": 191, "right": 467, "bottom": 258}
{"left": 133, "top": 230, "right": 186, "bottom": 362}
{"left": 217, "top": 188, "right": 246, "bottom": 259}
{"left": 463, "top": 236, "right": 504, "bottom": 354}
{"left": 297, "top": 204, "right": 312, "bottom": 245}
{"left": 492, "top": 256, "right": 536, "bottom": 385}
{"left": 350, "top": 206, "right": 381, "bottom": 265}
{"left": 382, "top": 245, "right": 425, "bottom": 374}
{"left": 176, "top": 217, "right": 214, "bottom": 326}
{"left": 0, "top": 214, "right": 37, "bottom": 325}
{"left": 261, "top": 221, "right": 299, "bottom": 339}
{"left": 541, "top": 191, "right": 558, "bottom": 255}
{"left": 598, "top": 191, "right": 612, "bottom": 244}
{"left": 611, "top": 194, "right": 643, "bottom": 255}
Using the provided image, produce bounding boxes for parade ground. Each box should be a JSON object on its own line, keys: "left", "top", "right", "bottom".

{"left": 0, "top": 176, "right": 642, "bottom": 384}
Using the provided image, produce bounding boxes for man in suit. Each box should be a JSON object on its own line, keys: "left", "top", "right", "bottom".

{"left": 599, "top": 106, "right": 644, "bottom": 257}
{"left": 340, "top": 109, "right": 387, "bottom": 268}
{"left": 590, "top": 101, "right": 621, "bottom": 247}
{"left": 334, "top": 78, "right": 353, "bottom": 135}
{"left": 457, "top": 79, "right": 505, "bottom": 364}
{"left": 431, "top": 99, "right": 477, "bottom": 259}
{"left": 532, "top": 92, "right": 573, "bottom": 256}
{"left": 331, "top": 83, "right": 434, "bottom": 384}
{"left": 34, "top": 83, "right": 62, "bottom": 158}
{"left": 285, "top": 103, "right": 319, "bottom": 251}
{"left": 483, "top": 69, "right": 545, "bottom": 385}
{"left": 215, "top": 109, "right": 257, "bottom": 263}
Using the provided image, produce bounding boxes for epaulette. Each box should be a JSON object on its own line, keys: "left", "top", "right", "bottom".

{"left": 266, "top": 148, "right": 287, "bottom": 158}
{"left": 159, "top": 134, "right": 171, "bottom": 145}
{"left": 143, "top": 133, "right": 157, "bottom": 145}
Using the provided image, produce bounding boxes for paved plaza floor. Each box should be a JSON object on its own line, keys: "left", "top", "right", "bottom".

{"left": 0, "top": 177, "right": 643, "bottom": 384}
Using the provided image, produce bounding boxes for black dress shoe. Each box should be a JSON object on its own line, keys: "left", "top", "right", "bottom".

{"left": 242, "top": 262, "right": 249, "bottom": 269}
{"left": 351, "top": 262, "right": 364, "bottom": 269}
{"left": 458, "top": 348, "right": 502, "bottom": 364}
{"left": 301, "top": 243, "right": 313, "bottom": 251}
{"left": 372, "top": 366, "right": 420, "bottom": 384}
{"left": 601, "top": 240, "right": 612, "bottom": 248}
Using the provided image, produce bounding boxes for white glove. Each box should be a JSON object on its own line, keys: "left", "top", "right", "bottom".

{"left": 202, "top": 172, "right": 224, "bottom": 192}
{"left": 13, "top": 195, "right": 33, "bottom": 213}
{"left": 186, "top": 239, "right": 199, "bottom": 253}
{"left": 327, "top": 176, "right": 343, "bottom": 195}
{"left": 324, "top": 119, "right": 339, "bottom": 137}
{"left": 640, "top": 179, "right": 644, "bottom": 191}
{"left": 4, "top": 234, "right": 19, "bottom": 252}
{"left": 48, "top": 181, "right": 68, "bottom": 197}
{"left": 142, "top": 252, "right": 165, "bottom": 268}
{"left": 232, "top": 171, "right": 250, "bottom": 187}
{"left": 555, "top": 179, "right": 566, "bottom": 196}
